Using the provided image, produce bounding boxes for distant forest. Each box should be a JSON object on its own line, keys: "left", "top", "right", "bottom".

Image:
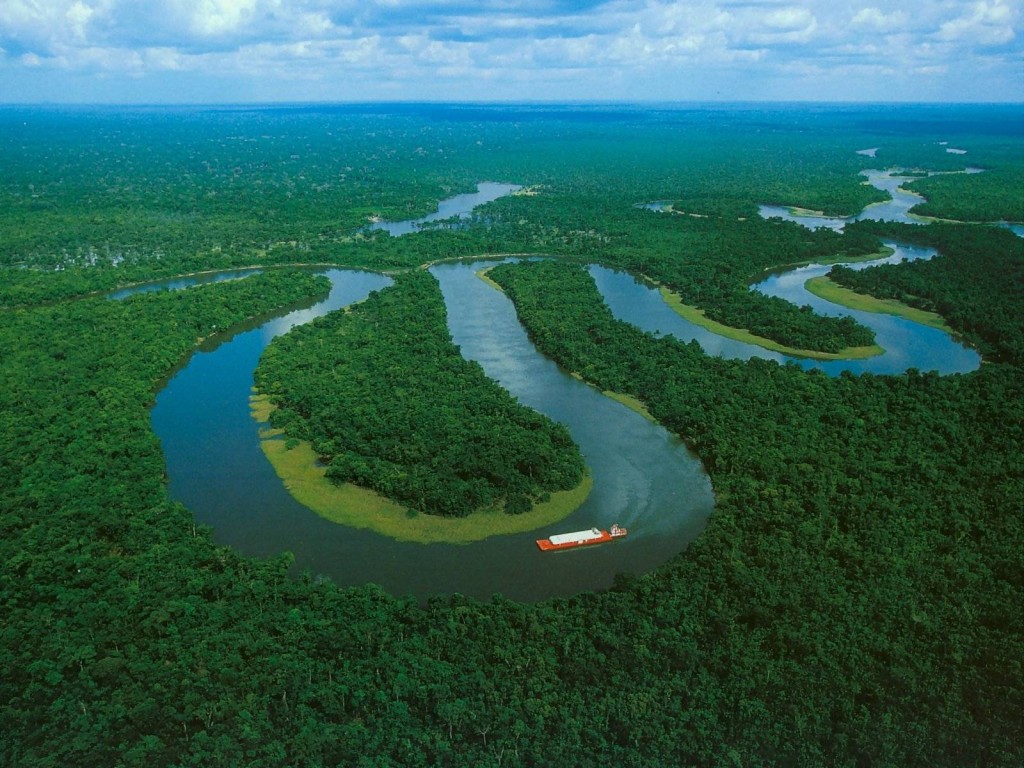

{"left": 1, "top": 103, "right": 1021, "bottom": 767}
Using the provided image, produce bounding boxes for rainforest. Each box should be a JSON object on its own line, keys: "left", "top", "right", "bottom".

{"left": 1, "top": 103, "right": 1022, "bottom": 767}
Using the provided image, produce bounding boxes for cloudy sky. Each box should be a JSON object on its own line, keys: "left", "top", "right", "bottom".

{"left": 0, "top": 0, "right": 1020, "bottom": 103}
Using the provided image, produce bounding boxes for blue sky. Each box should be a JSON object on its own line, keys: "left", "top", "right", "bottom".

{"left": 1, "top": 0, "right": 1021, "bottom": 103}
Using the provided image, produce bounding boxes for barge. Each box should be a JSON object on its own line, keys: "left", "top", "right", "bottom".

{"left": 536, "top": 524, "right": 627, "bottom": 552}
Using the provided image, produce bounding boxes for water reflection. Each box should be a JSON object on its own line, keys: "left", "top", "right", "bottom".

{"left": 143, "top": 165, "right": 993, "bottom": 600}
{"left": 109, "top": 269, "right": 262, "bottom": 300}
{"left": 758, "top": 169, "right": 926, "bottom": 231}
{"left": 590, "top": 264, "right": 785, "bottom": 364}
{"left": 433, "top": 260, "right": 713, "bottom": 542}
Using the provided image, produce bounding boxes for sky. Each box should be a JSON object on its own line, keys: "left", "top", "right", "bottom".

{"left": 0, "top": 0, "right": 1021, "bottom": 104}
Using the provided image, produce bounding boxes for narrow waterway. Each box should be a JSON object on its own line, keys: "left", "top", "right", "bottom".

{"left": 605, "top": 166, "right": 981, "bottom": 374}
{"left": 593, "top": 239, "right": 979, "bottom": 376}
{"left": 757, "top": 168, "right": 984, "bottom": 231}
{"left": 369, "top": 182, "right": 522, "bottom": 236}
{"left": 108, "top": 269, "right": 263, "bottom": 300}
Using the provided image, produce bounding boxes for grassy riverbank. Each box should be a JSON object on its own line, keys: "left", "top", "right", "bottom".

{"left": 657, "top": 286, "right": 885, "bottom": 360}
{"left": 484, "top": 258, "right": 887, "bottom": 362}
{"left": 600, "top": 390, "right": 657, "bottom": 422}
{"left": 748, "top": 246, "right": 896, "bottom": 279}
{"left": 483, "top": 264, "right": 661, "bottom": 423}
{"left": 475, "top": 266, "right": 506, "bottom": 292}
{"left": 251, "top": 394, "right": 592, "bottom": 544}
{"left": 805, "top": 276, "right": 956, "bottom": 332}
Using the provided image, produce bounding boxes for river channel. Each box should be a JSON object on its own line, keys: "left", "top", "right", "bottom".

{"left": 594, "top": 236, "right": 980, "bottom": 376}
{"left": 757, "top": 168, "right": 983, "bottom": 231}
{"left": 149, "top": 168, "right": 979, "bottom": 600}
{"left": 152, "top": 261, "right": 714, "bottom": 602}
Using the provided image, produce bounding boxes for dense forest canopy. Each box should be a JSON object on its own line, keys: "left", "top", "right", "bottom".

{"left": 255, "top": 269, "right": 585, "bottom": 518}
{"left": 1, "top": 103, "right": 1022, "bottom": 766}
{"left": 833, "top": 221, "right": 1024, "bottom": 365}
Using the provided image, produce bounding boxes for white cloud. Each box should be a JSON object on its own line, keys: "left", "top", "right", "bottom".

{"left": 0, "top": 0, "right": 1022, "bottom": 102}
{"left": 851, "top": 7, "right": 909, "bottom": 31}
{"left": 66, "top": 1, "right": 96, "bottom": 40}
{"left": 144, "top": 46, "right": 187, "bottom": 71}
{"left": 763, "top": 7, "right": 814, "bottom": 29}
{"left": 398, "top": 33, "right": 474, "bottom": 67}
{"left": 296, "top": 11, "right": 337, "bottom": 37}
{"left": 937, "top": 1, "right": 1016, "bottom": 46}
{"left": 184, "top": 0, "right": 259, "bottom": 37}
{"left": 0, "top": 0, "right": 95, "bottom": 48}
{"left": 718, "top": 4, "right": 819, "bottom": 46}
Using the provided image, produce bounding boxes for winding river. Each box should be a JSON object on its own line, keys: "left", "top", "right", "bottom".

{"left": 596, "top": 238, "right": 979, "bottom": 376}
{"left": 368, "top": 182, "right": 522, "bottom": 236}
{"left": 148, "top": 167, "right": 981, "bottom": 600}
{"left": 152, "top": 262, "right": 713, "bottom": 602}
{"left": 758, "top": 168, "right": 983, "bottom": 231}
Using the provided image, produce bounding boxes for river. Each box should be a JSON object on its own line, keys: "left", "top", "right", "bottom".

{"left": 152, "top": 262, "right": 714, "bottom": 601}
{"left": 595, "top": 237, "right": 980, "bottom": 376}
{"left": 757, "top": 168, "right": 984, "bottom": 231}
{"left": 148, "top": 168, "right": 980, "bottom": 600}
{"left": 368, "top": 182, "right": 522, "bottom": 236}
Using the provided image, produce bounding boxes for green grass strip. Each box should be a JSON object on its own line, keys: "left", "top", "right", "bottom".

{"left": 600, "top": 390, "right": 657, "bottom": 422}
{"left": 251, "top": 394, "right": 592, "bottom": 544}
{"left": 657, "top": 286, "right": 884, "bottom": 361}
{"left": 804, "top": 276, "right": 956, "bottom": 333}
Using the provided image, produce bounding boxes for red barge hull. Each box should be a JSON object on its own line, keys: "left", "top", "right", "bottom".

{"left": 536, "top": 525, "right": 627, "bottom": 552}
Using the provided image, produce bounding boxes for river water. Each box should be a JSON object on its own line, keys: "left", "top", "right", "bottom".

{"left": 757, "top": 168, "right": 984, "bottom": 231}
{"left": 152, "top": 261, "right": 713, "bottom": 601}
{"left": 108, "top": 269, "right": 263, "bottom": 300}
{"left": 368, "top": 182, "right": 522, "bottom": 236}
{"left": 149, "top": 168, "right": 982, "bottom": 599}
{"left": 595, "top": 238, "right": 980, "bottom": 376}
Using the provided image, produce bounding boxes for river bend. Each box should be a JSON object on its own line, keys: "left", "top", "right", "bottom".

{"left": 149, "top": 169, "right": 982, "bottom": 599}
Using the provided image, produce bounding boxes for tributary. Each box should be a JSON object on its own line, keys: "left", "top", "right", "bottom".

{"left": 594, "top": 238, "right": 980, "bottom": 376}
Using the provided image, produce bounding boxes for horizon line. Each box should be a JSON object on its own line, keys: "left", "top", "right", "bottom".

{"left": 2, "top": 98, "right": 1023, "bottom": 109}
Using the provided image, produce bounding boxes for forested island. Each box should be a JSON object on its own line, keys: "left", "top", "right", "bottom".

{"left": 1, "top": 103, "right": 1022, "bottom": 766}
{"left": 254, "top": 269, "right": 587, "bottom": 526}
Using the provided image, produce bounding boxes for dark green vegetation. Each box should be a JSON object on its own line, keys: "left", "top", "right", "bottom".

{"left": 2, "top": 104, "right": 1022, "bottom": 766}
{"left": 0, "top": 104, "right": 928, "bottom": 353}
{"left": 589, "top": 211, "right": 881, "bottom": 353}
{"left": 834, "top": 222, "right": 1024, "bottom": 364}
{"left": 255, "top": 270, "right": 585, "bottom": 517}
{"left": 909, "top": 166, "right": 1024, "bottom": 223}
{"left": 489, "top": 258, "right": 1023, "bottom": 765}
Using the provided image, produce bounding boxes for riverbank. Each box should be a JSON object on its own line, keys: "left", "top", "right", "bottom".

{"left": 656, "top": 286, "right": 885, "bottom": 361}
{"left": 250, "top": 393, "right": 593, "bottom": 544}
{"left": 599, "top": 389, "right": 657, "bottom": 422}
{"left": 747, "top": 247, "right": 897, "bottom": 285}
{"left": 488, "top": 260, "right": 886, "bottom": 362}
{"left": 483, "top": 265, "right": 663, "bottom": 421}
{"left": 804, "top": 276, "right": 956, "bottom": 334}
